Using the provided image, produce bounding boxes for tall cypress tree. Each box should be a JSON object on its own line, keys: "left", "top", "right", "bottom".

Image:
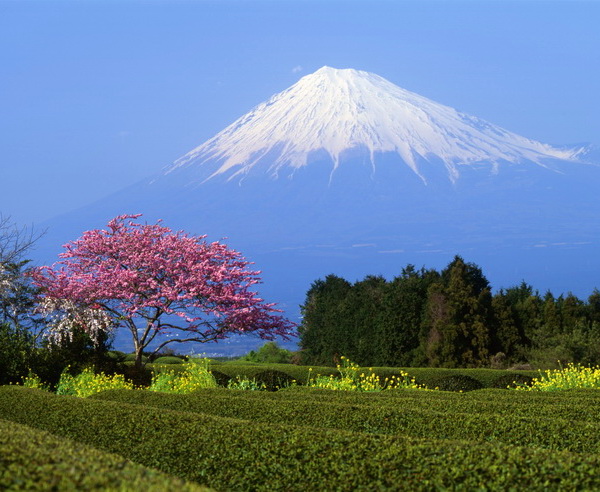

{"left": 424, "top": 256, "right": 493, "bottom": 367}
{"left": 491, "top": 290, "right": 523, "bottom": 362}
{"left": 375, "top": 265, "right": 438, "bottom": 367}
{"left": 338, "top": 275, "right": 386, "bottom": 365}
{"left": 299, "top": 274, "right": 351, "bottom": 365}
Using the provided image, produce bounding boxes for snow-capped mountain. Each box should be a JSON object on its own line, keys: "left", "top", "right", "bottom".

{"left": 36, "top": 66, "right": 600, "bottom": 355}
{"left": 166, "top": 66, "right": 586, "bottom": 185}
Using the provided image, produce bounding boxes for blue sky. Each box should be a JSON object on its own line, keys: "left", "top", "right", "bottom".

{"left": 1, "top": 0, "right": 599, "bottom": 225}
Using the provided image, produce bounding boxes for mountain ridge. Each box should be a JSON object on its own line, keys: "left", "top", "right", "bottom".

{"left": 164, "top": 66, "right": 587, "bottom": 186}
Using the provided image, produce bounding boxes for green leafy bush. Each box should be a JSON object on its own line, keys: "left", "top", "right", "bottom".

{"left": 106, "top": 350, "right": 126, "bottom": 362}
{"left": 124, "top": 353, "right": 149, "bottom": 363}
{"left": 514, "top": 363, "right": 600, "bottom": 391}
{"left": 0, "top": 418, "right": 206, "bottom": 491}
{"left": 93, "top": 386, "right": 600, "bottom": 450}
{"left": 431, "top": 374, "right": 484, "bottom": 392}
{"left": 153, "top": 356, "right": 185, "bottom": 365}
{"left": 207, "top": 363, "right": 535, "bottom": 389}
{"left": 491, "top": 373, "right": 535, "bottom": 389}
{"left": 56, "top": 367, "right": 134, "bottom": 397}
{"left": 227, "top": 376, "right": 267, "bottom": 391}
{"left": 94, "top": 386, "right": 600, "bottom": 430}
{"left": 253, "top": 369, "right": 295, "bottom": 391}
{"left": 6, "top": 386, "right": 600, "bottom": 490}
{"left": 239, "top": 342, "right": 293, "bottom": 363}
{"left": 208, "top": 362, "right": 338, "bottom": 385}
{"left": 27, "top": 328, "right": 117, "bottom": 391}
{"left": 307, "top": 357, "right": 427, "bottom": 392}
{"left": 119, "top": 363, "right": 154, "bottom": 387}
{"left": 149, "top": 360, "right": 217, "bottom": 394}
{"left": 209, "top": 369, "right": 232, "bottom": 387}
{"left": 0, "top": 323, "right": 34, "bottom": 385}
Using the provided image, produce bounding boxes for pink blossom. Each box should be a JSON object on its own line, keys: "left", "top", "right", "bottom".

{"left": 31, "top": 214, "right": 296, "bottom": 366}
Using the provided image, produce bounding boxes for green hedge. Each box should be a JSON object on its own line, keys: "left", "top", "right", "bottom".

{"left": 107, "top": 350, "right": 127, "bottom": 362}
{"left": 3, "top": 386, "right": 600, "bottom": 490}
{"left": 91, "top": 388, "right": 600, "bottom": 453}
{"left": 429, "top": 374, "right": 484, "bottom": 392}
{"left": 153, "top": 356, "right": 184, "bottom": 365}
{"left": 0, "top": 418, "right": 207, "bottom": 491}
{"left": 273, "top": 386, "right": 600, "bottom": 421}
{"left": 123, "top": 354, "right": 149, "bottom": 363}
{"left": 393, "top": 367, "right": 538, "bottom": 388}
{"left": 208, "top": 363, "right": 537, "bottom": 388}
{"left": 208, "top": 362, "right": 340, "bottom": 384}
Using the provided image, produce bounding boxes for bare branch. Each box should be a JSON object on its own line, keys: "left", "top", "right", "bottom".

{"left": 0, "top": 214, "right": 46, "bottom": 264}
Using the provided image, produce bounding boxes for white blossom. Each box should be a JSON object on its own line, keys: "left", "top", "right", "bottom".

{"left": 36, "top": 297, "right": 113, "bottom": 346}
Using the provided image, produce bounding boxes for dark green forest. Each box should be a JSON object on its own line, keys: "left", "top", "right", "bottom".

{"left": 299, "top": 256, "right": 600, "bottom": 369}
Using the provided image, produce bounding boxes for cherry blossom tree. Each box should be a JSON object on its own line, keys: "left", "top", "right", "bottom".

{"left": 31, "top": 214, "right": 295, "bottom": 369}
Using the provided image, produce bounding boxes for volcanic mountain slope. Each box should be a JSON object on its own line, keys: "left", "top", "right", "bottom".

{"left": 127, "top": 66, "right": 595, "bottom": 254}
{"left": 165, "top": 66, "right": 585, "bottom": 186}
{"left": 38, "top": 67, "right": 600, "bottom": 353}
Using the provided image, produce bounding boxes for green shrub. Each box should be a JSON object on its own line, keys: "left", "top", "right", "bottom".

{"left": 94, "top": 386, "right": 600, "bottom": 428}
{"left": 491, "top": 373, "right": 535, "bottom": 389}
{"left": 253, "top": 369, "right": 296, "bottom": 391}
{"left": 208, "top": 362, "right": 339, "bottom": 385}
{"left": 124, "top": 353, "right": 149, "bottom": 363}
{"left": 118, "top": 363, "right": 154, "bottom": 387}
{"left": 239, "top": 342, "right": 293, "bottom": 363}
{"left": 209, "top": 369, "right": 232, "bottom": 387}
{"left": 0, "top": 418, "right": 206, "bottom": 491}
{"left": 6, "top": 386, "right": 600, "bottom": 490}
{"left": 227, "top": 376, "right": 267, "bottom": 391}
{"left": 56, "top": 367, "right": 134, "bottom": 397}
{"left": 306, "top": 357, "right": 427, "bottom": 392}
{"left": 153, "top": 356, "right": 185, "bottom": 365}
{"left": 0, "top": 323, "right": 34, "bottom": 385}
{"left": 106, "top": 350, "right": 126, "bottom": 362}
{"left": 514, "top": 363, "right": 600, "bottom": 391}
{"left": 430, "top": 374, "right": 484, "bottom": 392}
{"left": 149, "top": 360, "right": 217, "bottom": 394}
{"left": 207, "top": 364, "right": 540, "bottom": 389}
{"left": 25, "top": 329, "right": 118, "bottom": 391}
{"left": 385, "top": 367, "right": 538, "bottom": 389}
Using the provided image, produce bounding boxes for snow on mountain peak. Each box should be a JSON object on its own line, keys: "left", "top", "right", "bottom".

{"left": 166, "top": 66, "right": 584, "bottom": 184}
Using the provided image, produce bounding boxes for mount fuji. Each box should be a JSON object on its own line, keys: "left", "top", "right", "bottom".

{"left": 166, "top": 66, "right": 585, "bottom": 185}
{"left": 38, "top": 67, "right": 600, "bottom": 354}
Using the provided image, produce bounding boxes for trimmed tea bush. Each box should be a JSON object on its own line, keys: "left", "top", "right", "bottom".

{"left": 106, "top": 350, "right": 126, "bottom": 362}
{"left": 253, "top": 370, "right": 295, "bottom": 391}
{"left": 92, "top": 388, "right": 600, "bottom": 451}
{"left": 209, "top": 369, "right": 232, "bottom": 387}
{"left": 431, "top": 374, "right": 484, "bottom": 392}
{"left": 209, "top": 362, "right": 339, "bottom": 385}
{"left": 5, "top": 386, "right": 600, "bottom": 490}
{"left": 207, "top": 363, "right": 537, "bottom": 389}
{"left": 124, "top": 353, "right": 149, "bottom": 363}
{"left": 491, "top": 373, "right": 535, "bottom": 389}
{"left": 0, "top": 418, "right": 206, "bottom": 491}
{"left": 306, "top": 357, "right": 426, "bottom": 392}
{"left": 153, "top": 356, "right": 184, "bottom": 365}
